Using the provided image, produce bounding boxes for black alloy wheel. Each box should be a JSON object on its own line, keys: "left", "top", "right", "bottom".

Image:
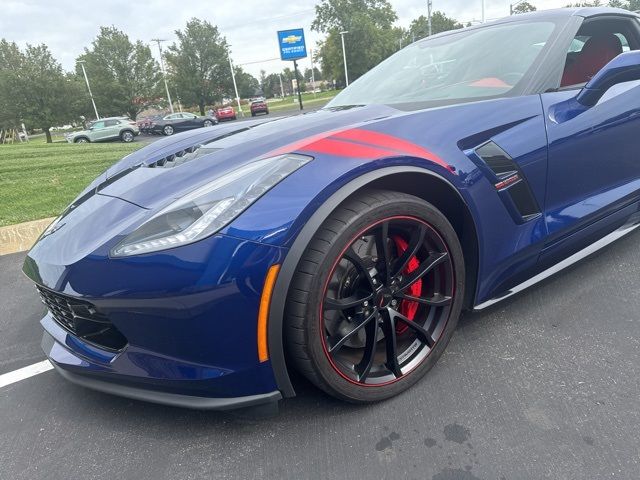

{"left": 286, "top": 190, "right": 465, "bottom": 403}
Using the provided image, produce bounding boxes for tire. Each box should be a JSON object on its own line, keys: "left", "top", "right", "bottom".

{"left": 74, "top": 137, "right": 89, "bottom": 143}
{"left": 285, "top": 190, "right": 465, "bottom": 403}
{"left": 120, "top": 130, "right": 134, "bottom": 143}
{"left": 251, "top": 112, "right": 256, "bottom": 117}
{"left": 203, "top": 120, "right": 213, "bottom": 127}
{"left": 163, "top": 125, "right": 174, "bottom": 136}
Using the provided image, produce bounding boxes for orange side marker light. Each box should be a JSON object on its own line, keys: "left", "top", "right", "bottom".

{"left": 257, "top": 264, "right": 281, "bottom": 362}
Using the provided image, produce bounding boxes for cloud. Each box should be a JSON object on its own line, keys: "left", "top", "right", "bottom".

{"left": 0, "top": 0, "right": 577, "bottom": 79}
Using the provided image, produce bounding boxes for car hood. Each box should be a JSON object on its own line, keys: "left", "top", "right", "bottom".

{"left": 95, "top": 104, "right": 402, "bottom": 210}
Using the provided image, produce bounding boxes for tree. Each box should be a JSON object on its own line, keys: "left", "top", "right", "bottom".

{"left": 165, "top": 18, "right": 232, "bottom": 114}
{"left": 304, "top": 67, "right": 323, "bottom": 82}
{"left": 608, "top": 0, "right": 640, "bottom": 9}
{"left": 1, "top": 43, "right": 84, "bottom": 142}
{"left": 233, "top": 67, "right": 260, "bottom": 98}
{"left": 312, "top": 0, "right": 399, "bottom": 85}
{"left": 405, "top": 12, "right": 463, "bottom": 42}
{"left": 0, "top": 39, "right": 24, "bottom": 130}
{"left": 512, "top": 2, "right": 537, "bottom": 14}
{"left": 565, "top": 1, "right": 603, "bottom": 6}
{"left": 78, "top": 26, "right": 161, "bottom": 120}
{"left": 261, "top": 72, "right": 283, "bottom": 98}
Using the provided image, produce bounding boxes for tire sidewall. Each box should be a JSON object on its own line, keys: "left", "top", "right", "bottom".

{"left": 163, "top": 125, "right": 173, "bottom": 135}
{"left": 301, "top": 194, "right": 465, "bottom": 403}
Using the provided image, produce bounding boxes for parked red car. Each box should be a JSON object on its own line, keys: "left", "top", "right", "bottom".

{"left": 250, "top": 100, "right": 269, "bottom": 117}
{"left": 216, "top": 106, "right": 236, "bottom": 121}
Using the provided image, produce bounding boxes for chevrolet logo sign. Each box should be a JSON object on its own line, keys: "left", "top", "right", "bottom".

{"left": 282, "top": 35, "right": 302, "bottom": 44}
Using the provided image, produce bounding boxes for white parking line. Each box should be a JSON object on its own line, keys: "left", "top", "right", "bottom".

{"left": 0, "top": 360, "right": 53, "bottom": 388}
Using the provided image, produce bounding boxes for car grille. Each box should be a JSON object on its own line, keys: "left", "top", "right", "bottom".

{"left": 37, "top": 286, "right": 128, "bottom": 351}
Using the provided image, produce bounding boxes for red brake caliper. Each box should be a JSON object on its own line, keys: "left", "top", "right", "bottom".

{"left": 391, "top": 236, "right": 422, "bottom": 334}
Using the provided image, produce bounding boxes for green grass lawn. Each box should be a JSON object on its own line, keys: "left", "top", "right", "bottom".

{"left": 265, "top": 89, "right": 339, "bottom": 113}
{"left": 0, "top": 142, "right": 141, "bottom": 227}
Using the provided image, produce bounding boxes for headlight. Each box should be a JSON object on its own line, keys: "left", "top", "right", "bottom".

{"left": 110, "top": 153, "right": 312, "bottom": 257}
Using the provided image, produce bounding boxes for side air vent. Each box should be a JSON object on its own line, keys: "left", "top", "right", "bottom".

{"left": 475, "top": 141, "right": 541, "bottom": 223}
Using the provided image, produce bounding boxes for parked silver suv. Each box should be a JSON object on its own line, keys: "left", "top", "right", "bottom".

{"left": 66, "top": 117, "right": 140, "bottom": 143}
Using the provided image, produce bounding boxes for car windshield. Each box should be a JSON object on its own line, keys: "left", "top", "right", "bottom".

{"left": 327, "top": 21, "right": 556, "bottom": 109}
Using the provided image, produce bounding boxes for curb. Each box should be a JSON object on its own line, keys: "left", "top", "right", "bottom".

{"left": 0, "top": 217, "right": 55, "bottom": 256}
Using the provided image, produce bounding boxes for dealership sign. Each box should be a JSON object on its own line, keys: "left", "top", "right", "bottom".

{"left": 277, "top": 28, "right": 307, "bottom": 61}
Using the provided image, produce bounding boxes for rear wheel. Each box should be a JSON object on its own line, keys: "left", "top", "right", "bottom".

{"left": 163, "top": 125, "right": 174, "bottom": 136}
{"left": 203, "top": 120, "right": 213, "bottom": 127}
{"left": 120, "top": 130, "right": 134, "bottom": 143}
{"left": 285, "top": 190, "right": 464, "bottom": 403}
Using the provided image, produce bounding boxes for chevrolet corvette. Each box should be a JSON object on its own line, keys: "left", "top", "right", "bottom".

{"left": 24, "top": 7, "right": 640, "bottom": 409}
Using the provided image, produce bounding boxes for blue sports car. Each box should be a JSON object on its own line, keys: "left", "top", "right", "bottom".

{"left": 24, "top": 7, "right": 640, "bottom": 409}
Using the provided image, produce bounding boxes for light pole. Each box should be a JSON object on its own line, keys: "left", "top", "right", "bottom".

{"left": 77, "top": 60, "right": 99, "bottom": 119}
{"left": 278, "top": 73, "right": 285, "bottom": 98}
{"left": 151, "top": 38, "right": 174, "bottom": 114}
{"left": 228, "top": 54, "right": 244, "bottom": 117}
{"left": 310, "top": 48, "right": 316, "bottom": 97}
{"left": 340, "top": 31, "right": 349, "bottom": 87}
{"left": 427, "top": 0, "right": 433, "bottom": 36}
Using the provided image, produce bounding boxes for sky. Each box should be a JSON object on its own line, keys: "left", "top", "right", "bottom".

{"left": 1, "top": 0, "right": 580, "bottom": 78}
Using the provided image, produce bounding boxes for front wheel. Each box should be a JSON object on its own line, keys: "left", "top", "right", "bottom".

{"left": 203, "top": 120, "right": 213, "bottom": 127}
{"left": 285, "top": 190, "right": 465, "bottom": 403}
{"left": 163, "top": 125, "right": 174, "bottom": 136}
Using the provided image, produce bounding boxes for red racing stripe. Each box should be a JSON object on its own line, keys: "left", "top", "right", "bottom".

{"left": 303, "top": 137, "right": 396, "bottom": 158}
{"left": 332, "top": 129, "right": 451, "bottom": 171}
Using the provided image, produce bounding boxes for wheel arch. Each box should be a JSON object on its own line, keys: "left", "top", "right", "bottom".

{"left": 268, "top": 165, "right": 480, "bottom": 398}
{"left": 74, "top": 136, "right": 90, "bottom": 143}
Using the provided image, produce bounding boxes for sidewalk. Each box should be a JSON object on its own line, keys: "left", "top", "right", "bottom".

{"left": 0, "top": 218, "right": 55, "bottom": 256}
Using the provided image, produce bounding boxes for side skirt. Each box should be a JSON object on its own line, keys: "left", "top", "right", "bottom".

{"left": 473, "top": 217, "right": 640, "bottom": 311}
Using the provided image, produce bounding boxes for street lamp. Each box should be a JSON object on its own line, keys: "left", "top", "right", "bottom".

{"left": 340, "top": 31, "right": 349, "bottom": 87}
{"left": 77, "top": 60, "right": 99, "bottom": 120}
{"left": 151, "top": 39, "right": 174, "bottom": 114}
{"left": 228, "top": 54, "right": 244, "bottom": 117}
{"left": 427, "top": 0, "right": 433, "bottom": 36}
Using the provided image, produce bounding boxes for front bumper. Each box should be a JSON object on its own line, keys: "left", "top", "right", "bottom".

{"left": 42, "top": 330, "right": 281, "bottom": 410}
{"left": 24, "top": 192, "right": 290, "bottom": 407}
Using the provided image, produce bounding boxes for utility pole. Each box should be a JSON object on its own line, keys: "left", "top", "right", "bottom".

{"left": 77, "top": 60, "right": 99, "bottom": 119}
{"left": 340, "top": 31, "right": 349, "bottom": 87}
{"left": 228, "top": 54, "right": 244, "bottom": 117}
{"left": 310, "top": 48, "right": 316, "bottom": 97}
{"left": 278, "top": 73, "right": 285, "bottom": 98}
{"left": 151, "top": 38, "right": 174, "bottom": 114}
{"left": 427, "top": 0, "right": 433, "bottom": 37}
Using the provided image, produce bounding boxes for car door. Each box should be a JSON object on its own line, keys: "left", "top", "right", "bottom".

{"left": 182, "top": 113, "right": 199, "bottom": 129}
{"left": 103, "top": 119, "right": 121, "bottom": 140}
{"left": 172, "top": 113, "right": 189, "bottom": 131}
{"left": 89, "top": 120, "right": 108, "bottom": 141}
{"left": 540, "top": 15, "right": 640, "bottom": 265}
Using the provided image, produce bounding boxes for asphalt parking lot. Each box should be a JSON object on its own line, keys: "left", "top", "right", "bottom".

{"left": 1, "top": 229, "right": 640, "bottom": 480}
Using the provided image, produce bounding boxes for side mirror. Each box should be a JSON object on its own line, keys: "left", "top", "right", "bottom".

{"left": 577, "top": 50, "right": 640, "bottom": 107}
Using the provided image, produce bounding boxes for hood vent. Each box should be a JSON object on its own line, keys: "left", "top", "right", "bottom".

{"left": 146, "top": 144, "right": 223, "bottom": 169}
